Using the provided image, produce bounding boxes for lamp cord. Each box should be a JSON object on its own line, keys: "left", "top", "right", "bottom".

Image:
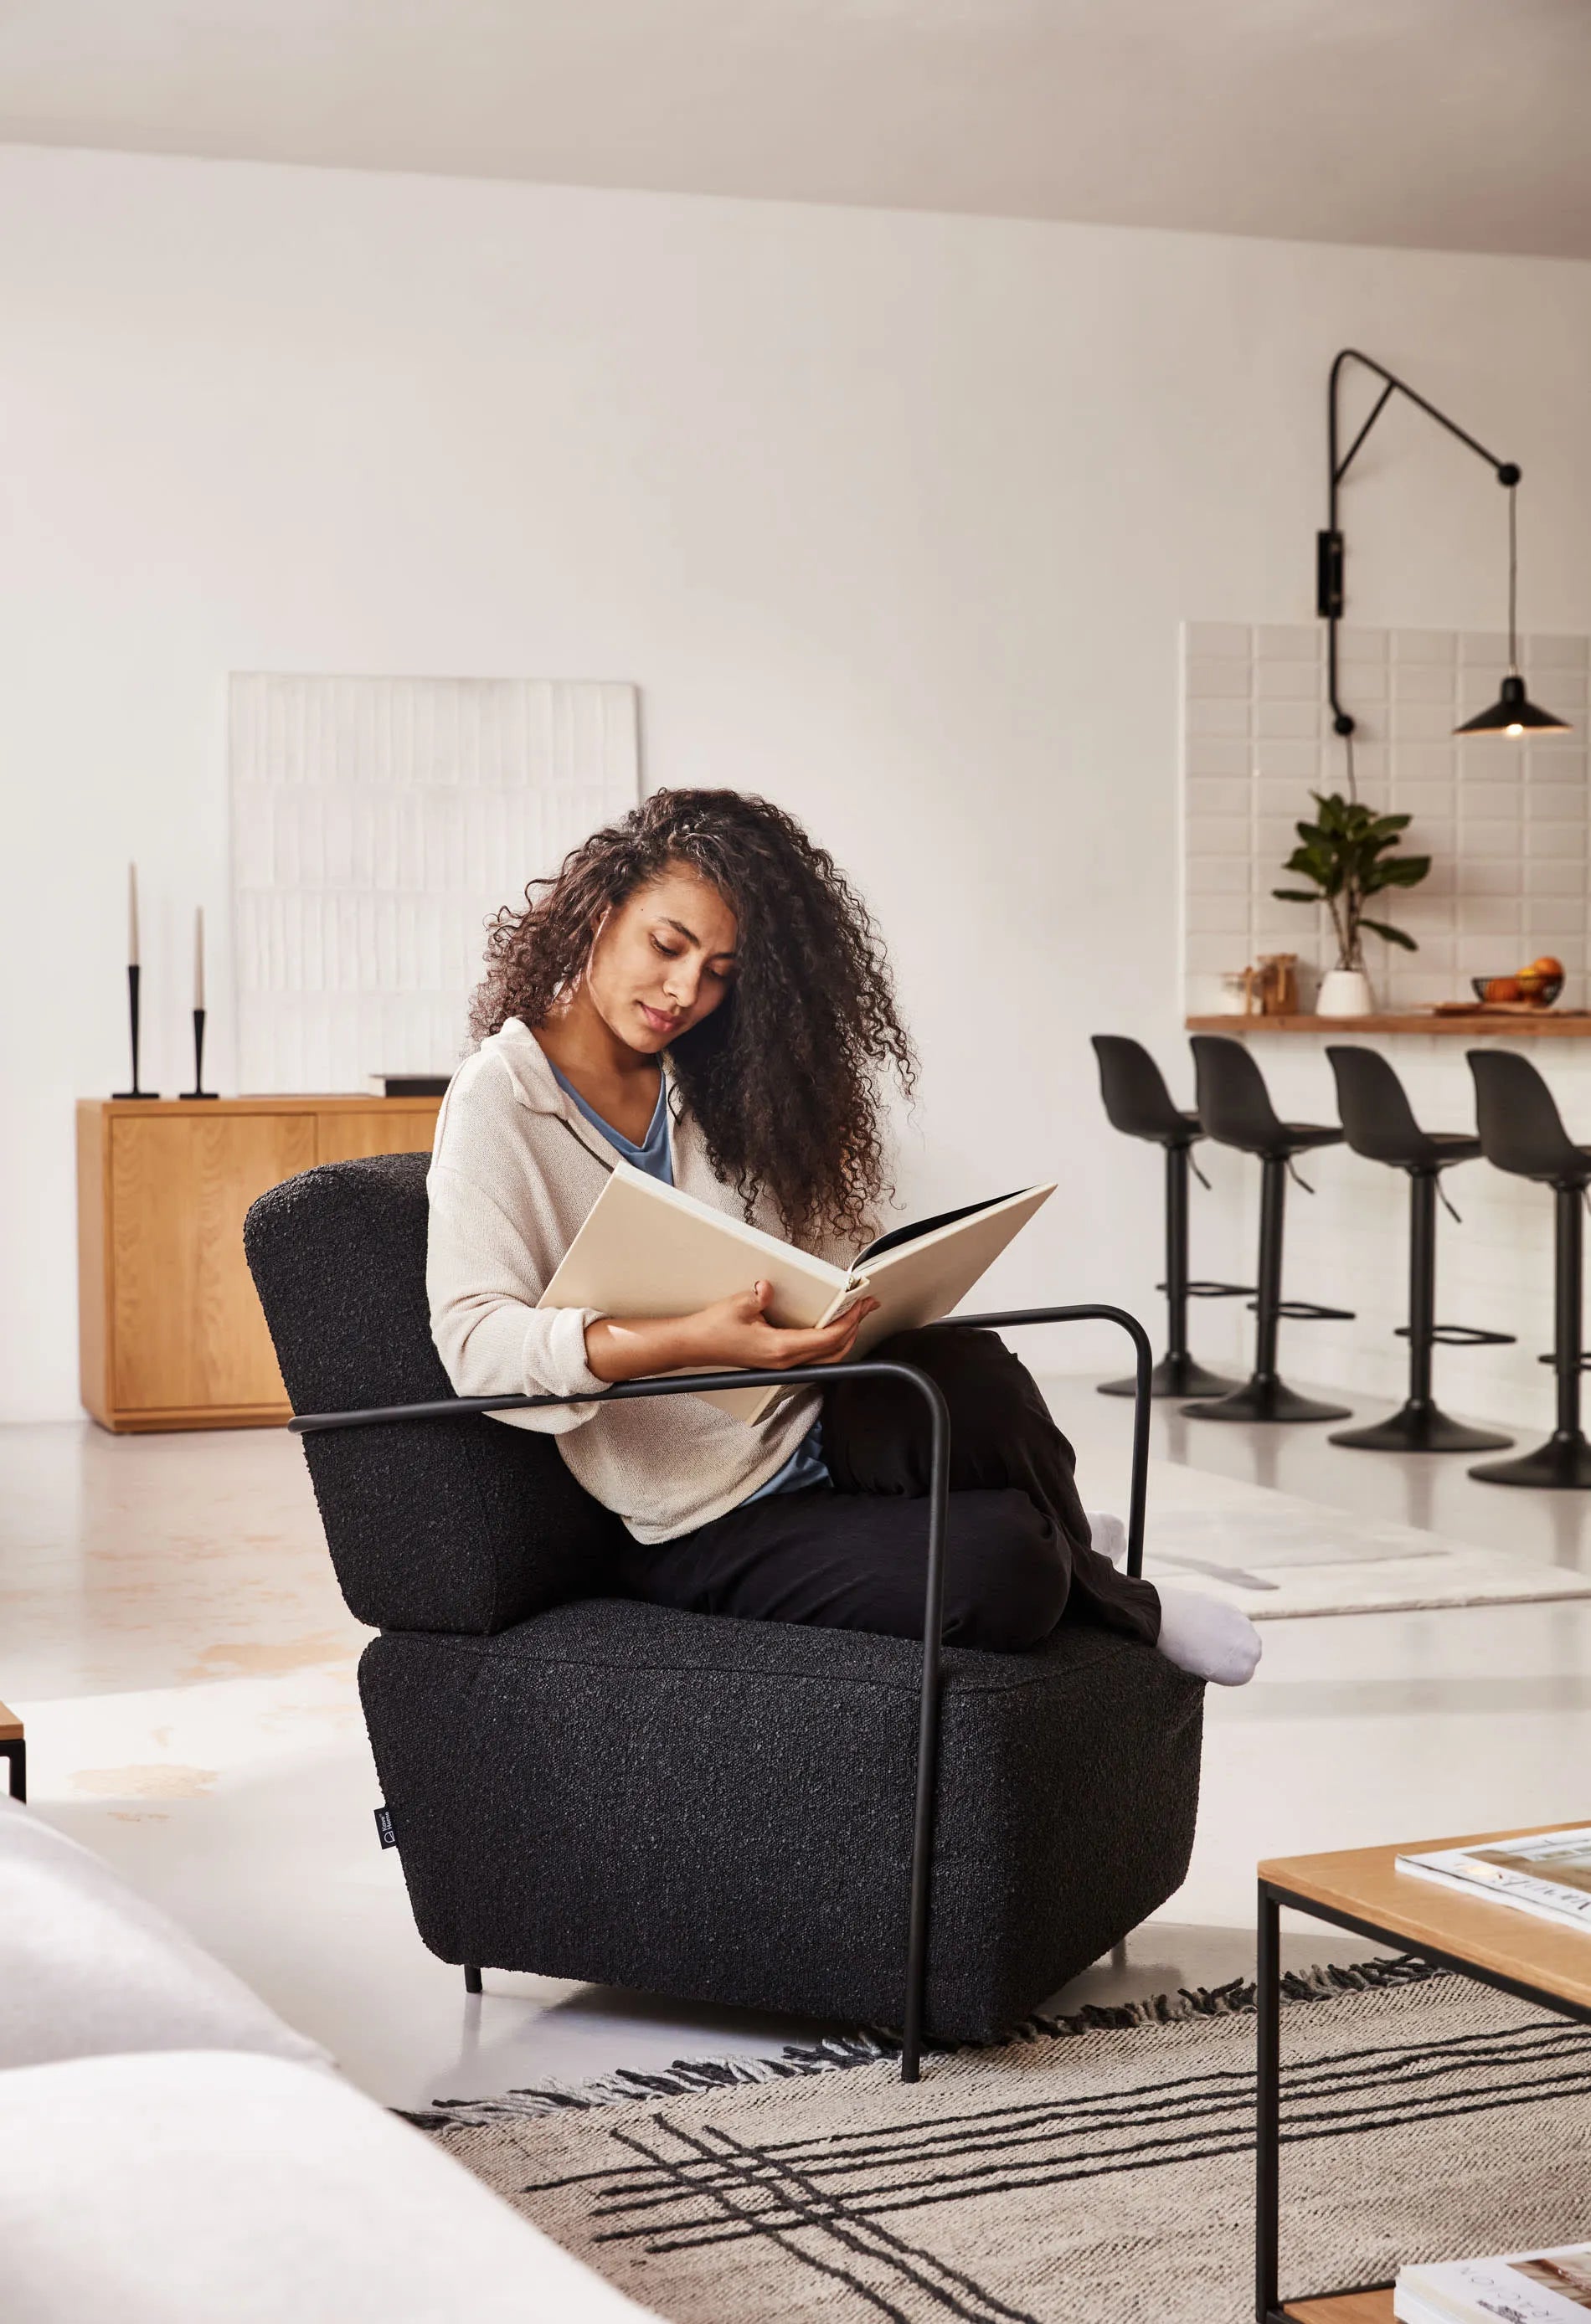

{"left": 1507, "top": 481, "right": 1520, "bottom": 675}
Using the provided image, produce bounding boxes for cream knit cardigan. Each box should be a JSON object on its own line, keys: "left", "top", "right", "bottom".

{"left": 426, "top": 1017, "right": 844, "bottom": 1545}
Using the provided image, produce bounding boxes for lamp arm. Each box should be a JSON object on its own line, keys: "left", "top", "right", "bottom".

{"left": 1320, "top": 348, "right": 1521, "bottom": 740}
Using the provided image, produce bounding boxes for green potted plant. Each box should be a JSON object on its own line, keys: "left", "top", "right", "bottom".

{"left": 1274, "top": 792, "right": 1431, "bottom": 1016}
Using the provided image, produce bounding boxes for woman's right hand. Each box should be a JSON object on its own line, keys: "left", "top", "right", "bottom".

{"left": 681, "top": 1282, "right": 880, "bottom": 1372}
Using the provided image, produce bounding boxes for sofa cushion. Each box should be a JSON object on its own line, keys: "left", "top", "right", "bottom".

{"left": 359, "top": 1597, "right": 1203, "bottom": 2043}
{"left": 0, "top": 1799, "right": 332, "bottom": 2074}
{"left": 245, "top": 1154, "right": 624, "bottom": 1635}
{"left": 0, "top": 2049, "right": 657, "bottom": 2321}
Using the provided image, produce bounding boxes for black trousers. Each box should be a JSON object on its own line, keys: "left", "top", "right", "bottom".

{"left": 620, "top": 1325, "right": 1161, "bottom": 1655}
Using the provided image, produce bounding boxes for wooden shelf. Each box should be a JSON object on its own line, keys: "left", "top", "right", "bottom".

{"left": 1187, "top": 1012, "right": 1591, "bottom": 1037}
{"left": 1284, "top": 2293, "right": 1393, "bottom": 2322}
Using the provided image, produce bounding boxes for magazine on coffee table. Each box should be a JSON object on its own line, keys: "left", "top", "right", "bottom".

{"left": 1397, "top": 2239, "right": 1591, "bottom": 2321}
{"left": 1397, "top": 1828, "right": 1591, "bottom": 1936}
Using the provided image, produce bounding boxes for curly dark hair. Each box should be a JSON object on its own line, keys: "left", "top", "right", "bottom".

{"left": 469, "top": 788, "right": 916, "bottom": 1247}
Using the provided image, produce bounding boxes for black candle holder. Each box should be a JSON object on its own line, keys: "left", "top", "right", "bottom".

{"left": 112, "top": 964, "right": 158, "bottom": 1100}
{"left": 182, "top": 1006, "right": 217, "bottom": 1100}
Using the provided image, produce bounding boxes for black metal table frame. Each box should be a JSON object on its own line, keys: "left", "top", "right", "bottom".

{"left": 0, "top": 1735, "right": 23, "bottom": 1802}
{"left": 1255, "top": 1874, "right": 1591, "bottom": 2321}
{"left": 291, "top": 1303, "right": 1152, "bottom": 2083}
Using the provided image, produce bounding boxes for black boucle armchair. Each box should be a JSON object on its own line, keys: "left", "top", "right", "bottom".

{"left": 245, "top": 1152, "right": 1203, "bottom": 2079}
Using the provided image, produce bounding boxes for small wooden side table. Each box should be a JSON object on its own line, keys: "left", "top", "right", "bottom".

{"left": 1258, "top": 1825, "right": 1591, "bottom": 2323}
{"left": 0, "top": 1701, "right": 25, "bottom": 1802}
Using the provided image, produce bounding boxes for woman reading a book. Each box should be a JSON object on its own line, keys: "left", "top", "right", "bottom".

{"left": 427, "top": 788, "right": 1259, "bottom": 1685}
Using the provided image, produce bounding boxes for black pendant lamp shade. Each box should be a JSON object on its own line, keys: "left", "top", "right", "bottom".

{"left": 1320, "top": 352, "right": 1572, "bottom": 748}
{"left": 1450, "top": 481, "right": 1570, "bottom": 736}
{"left": 1455, "top": 671, "right": 1572, "bottom": 738}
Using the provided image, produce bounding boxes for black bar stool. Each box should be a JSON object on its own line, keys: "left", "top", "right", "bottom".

{"left": 1467, "top": 1050, "right": 1591, "bottom": 1488}
{"left": 1325, "top": 1047, "right": 1513, "bottom": 1453}
{"left": 1091, "top": 1035, "right": 1246, "bottom": 1398}
{"left": 1183, "top": 1035, "right": 1355, "bottom": 1423}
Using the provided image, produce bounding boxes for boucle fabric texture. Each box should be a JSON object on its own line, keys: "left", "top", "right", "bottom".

{"left": 248, "top": 1149, "right": 1204, "bottom": 2040}
{"left": 359, "top": 1602, "right": 1202, "bottom": 2040}
{"left": 427, "top": 1019, "right": 842, "bottom": 1542}
{"left": 247, "top": 1151, "right": 625, "bottom": 1633}
{"left": 418, "top": 1967, "right": 1591, "bottom": 2324}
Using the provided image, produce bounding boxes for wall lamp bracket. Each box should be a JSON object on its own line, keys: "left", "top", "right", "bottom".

{"left": 1316, "top": 349, "right": 1558, "bottom": 745}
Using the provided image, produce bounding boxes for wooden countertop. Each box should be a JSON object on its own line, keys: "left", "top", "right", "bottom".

{"left": 1187, "top": 1013, "right": 1591, "bottom": 1037}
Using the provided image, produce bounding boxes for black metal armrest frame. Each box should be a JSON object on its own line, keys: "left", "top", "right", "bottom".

{"left": 291, "top": 1302, "right": 1152, "bottom": 2079}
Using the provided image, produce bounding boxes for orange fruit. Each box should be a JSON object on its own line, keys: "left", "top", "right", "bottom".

{"left": 1486, "top": 976, "right": 1522, "bottom": 1002}
{"left": 1530, "top": 956, "right": 1564, "bottom": 979}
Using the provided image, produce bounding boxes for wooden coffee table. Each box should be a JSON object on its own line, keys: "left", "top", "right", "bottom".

{"left": 1258, "top": 1826, "right": 1591, "bottom": 2323}
{"left": 0, "top": 1700, "right": 24, "bottom": 1802}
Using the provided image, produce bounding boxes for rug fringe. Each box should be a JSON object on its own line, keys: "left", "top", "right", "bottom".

{"left": 400, "top": 1951, "right": 1441, "bottom": 2127}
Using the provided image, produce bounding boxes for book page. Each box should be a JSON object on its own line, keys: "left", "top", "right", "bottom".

{"left": 539, "top": 1163, "right": 849, "bottom": 1327}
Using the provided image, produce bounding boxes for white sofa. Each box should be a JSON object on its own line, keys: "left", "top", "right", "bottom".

{"left": 0, "top": 1800, "right": 656, "bottom": 2322}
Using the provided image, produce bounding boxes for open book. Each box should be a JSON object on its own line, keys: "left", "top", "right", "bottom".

{"left": 539, "top": 1165, "right": 1055, "bottom": 1422}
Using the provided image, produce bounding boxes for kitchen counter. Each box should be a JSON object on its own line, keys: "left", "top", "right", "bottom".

{"left": 1185, "top": 1013, "right": 1591, "bottom": 1037}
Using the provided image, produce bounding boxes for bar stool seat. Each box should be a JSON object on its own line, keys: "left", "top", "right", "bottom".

{"left": 1183, "top": 1036, "right": 1355, "bottom": 1424}
{"left": 1325, "top": 1046, "right": 1513, "bottom": 1455}
{"left": 1091, "top": 1035, "right": 1245, "bottom": 1399}
{"left": 1467, "top": 1050, "right": 1591, "bottom": 1489}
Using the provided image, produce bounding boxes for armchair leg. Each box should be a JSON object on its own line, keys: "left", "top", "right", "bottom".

{"left": 463, "top": 1963, "right": 482, "bottom": 1995}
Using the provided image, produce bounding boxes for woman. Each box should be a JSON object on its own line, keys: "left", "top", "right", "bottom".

{"left": 427, "top": 789, "right": 1259, "bottom": 1684}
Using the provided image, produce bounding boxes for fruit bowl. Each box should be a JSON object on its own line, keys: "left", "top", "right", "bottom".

{"left": 1471, "top": 973, "right": 1564, "bottom": 1009}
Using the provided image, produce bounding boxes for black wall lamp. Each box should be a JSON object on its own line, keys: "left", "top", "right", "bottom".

{"left": 1318, "top": 347, "right": 1570, "bottom": 748}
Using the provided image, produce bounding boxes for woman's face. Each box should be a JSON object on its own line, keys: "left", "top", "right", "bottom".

{"left": 585, "top": 866, "right": 739, "bottom": 1055}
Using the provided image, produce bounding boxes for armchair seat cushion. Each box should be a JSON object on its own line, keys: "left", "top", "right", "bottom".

{"left": 360, "top": 1598, "right": 1202, "bottom": 2044}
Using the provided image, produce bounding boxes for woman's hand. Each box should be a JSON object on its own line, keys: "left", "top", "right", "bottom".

{"left": 681, "top": 1282, "right": 880, "bottom": 1372}
{"left": 583, "top": 1283, "right": 879, "bottom": 1385}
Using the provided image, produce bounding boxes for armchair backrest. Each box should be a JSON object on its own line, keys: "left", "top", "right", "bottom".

{"left": 245, "top": 1153, "right": 623, "bottom": 1636}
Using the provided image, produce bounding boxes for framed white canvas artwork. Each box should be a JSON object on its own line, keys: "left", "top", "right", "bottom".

{"left": 229, "top": 674, "right": 640, "bottom": 1093}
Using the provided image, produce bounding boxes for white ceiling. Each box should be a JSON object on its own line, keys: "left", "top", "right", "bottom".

{"left": 3, "top": 0, "right": 1589, "bottom": 260}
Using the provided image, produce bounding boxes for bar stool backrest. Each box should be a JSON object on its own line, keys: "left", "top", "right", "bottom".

{"left": 1469, "top": 1049, "right": 1585, "bottom": 1183}
{"left": 1327, "top": 1046, "right": 1433, "bottom": 1170}
{"left": 1190, "top": 1035, "right": 1287, "bottom": 1155}
{"left": 1091, "top": 1035, "right": 1192, "bottom": 1145}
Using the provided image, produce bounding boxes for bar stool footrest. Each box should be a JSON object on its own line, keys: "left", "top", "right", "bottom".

{"left": 1397, "top": 1324, "right": 1517, "bottom": 1348}
{"left": 1245, "top": 1298, "right": 1356, "bottom": 1322}
{"left": 1537, "top": 1351, "right": 1591, "bottom": 1369}
{"left": 1176, "top": 1278, "right": 1258, "bottom": 1300}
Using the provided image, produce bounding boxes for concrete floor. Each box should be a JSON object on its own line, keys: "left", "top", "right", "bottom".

{"left": 6, "top": 1371, "right": 1591, "bottom": 2111}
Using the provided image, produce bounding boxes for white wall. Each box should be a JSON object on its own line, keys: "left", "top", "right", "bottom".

{"left": 3, "top": 143, "right": 1591, "bottom": 1423}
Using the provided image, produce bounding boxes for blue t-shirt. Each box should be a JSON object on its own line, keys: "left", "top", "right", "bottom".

{"left": 549, "top": 1062, "right": 832, "bottom": 1507}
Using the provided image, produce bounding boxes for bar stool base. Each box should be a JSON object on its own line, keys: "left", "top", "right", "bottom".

{"left": 1330, "top": 1402, "right": 1513, "bottom": 1454}
{"left": 1470, "top": 1431, "right": 1591, "bottom": 1489}
{"left": 1182, "top": 1375, "right": 1351, "bottom": 1425}
{"left": 1099, "top": 1353, "right": 1243, "bottom": 1400}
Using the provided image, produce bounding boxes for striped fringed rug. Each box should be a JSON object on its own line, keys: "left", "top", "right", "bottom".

{"left": 413, "top": 1962, "right": 1591, "bottom": 2323}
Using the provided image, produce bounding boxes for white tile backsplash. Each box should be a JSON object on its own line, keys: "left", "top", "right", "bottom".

{"left": 1182, "top": 620, "right": 1591, "bottom": 1010}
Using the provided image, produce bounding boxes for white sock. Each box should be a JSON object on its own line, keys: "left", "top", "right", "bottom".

{"left": 1085, "top": 1510, "right": 1128, "bottom": 1567}
{"left": 1085, "top": 1511, "right": 1260, "bottom": 1684}
{"left": 1153, "top": 1587, "right": 1262, "bottom": 1687}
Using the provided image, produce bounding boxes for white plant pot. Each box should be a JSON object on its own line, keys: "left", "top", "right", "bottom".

{"left": 1316, "top": 968, "right": 1373, "bottom": 1019}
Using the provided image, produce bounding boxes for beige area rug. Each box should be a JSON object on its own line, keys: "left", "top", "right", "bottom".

{"left": 1140, "top": 1458, "right": 1591, "bottom": 1620}
{"left": 416, "top": 1967, "right": 1591, "bottom": 2323}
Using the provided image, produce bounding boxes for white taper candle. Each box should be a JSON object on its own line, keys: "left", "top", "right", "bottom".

{"left": 194, "top": 905, "right": 205, "bottom": 1010}
{"left": 128, "top": 863, "right": 139, "bottom": 966}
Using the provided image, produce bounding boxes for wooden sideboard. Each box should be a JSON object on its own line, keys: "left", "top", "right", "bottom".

{"left": 77, "top": 1094, "right": 443, "bottom": 1432}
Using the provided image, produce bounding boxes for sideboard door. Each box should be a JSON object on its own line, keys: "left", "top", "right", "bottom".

{"left": 110, "top": 1112, "right": 316, "bottom": 1418}
{"left": 315, "top": 1107, "right": 440, "bottom": 1165}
